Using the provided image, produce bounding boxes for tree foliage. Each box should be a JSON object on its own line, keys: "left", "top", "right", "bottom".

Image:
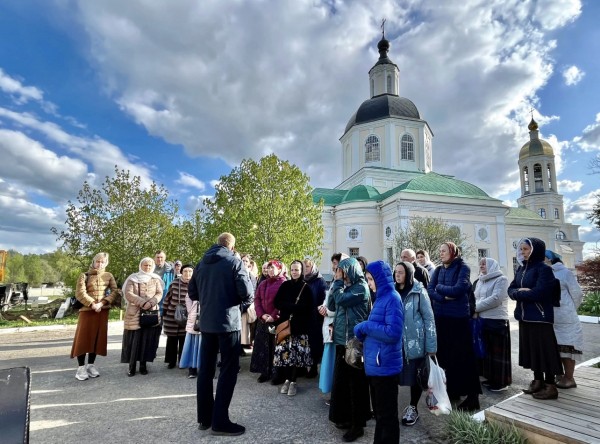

{"left": 576, "top": 256, "right": 600, "bottom": 293}
{"left": 52, "top": 167, "right": 187, "bottom": 284}
{"left": 588, "top": 193, "right": 600, "bottom": 231}
{"left": 202, "top": 154, "right": 324, "bottom": 266}
{"left": 392, "top": 216, "right": 473, "bottom": 264}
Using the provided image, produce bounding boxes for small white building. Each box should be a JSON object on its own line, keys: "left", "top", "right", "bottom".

{"left": 313, "top": 35, "right": 583, "bottom": 279}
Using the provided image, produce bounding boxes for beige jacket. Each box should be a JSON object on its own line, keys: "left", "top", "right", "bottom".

{"left": 75, "top": 268, "right": 119, "bottom": 312}
{"left": 123, "top": 277, "right": 163, "bottom": 330}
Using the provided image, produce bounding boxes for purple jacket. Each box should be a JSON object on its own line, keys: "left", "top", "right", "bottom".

{"left": 255, "top": 275, "right": 286, "bottom": 321}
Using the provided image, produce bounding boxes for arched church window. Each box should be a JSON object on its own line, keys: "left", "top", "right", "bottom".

{"left": 365, "top": 135, "right": 380, "bottom": 162}
{"left": 554, "top": 208, "right": 560, "bottom": 219}
{"left": 523, "top": 166, "right": 529, "bottom": 193}
{"left": 401, "top": 134, "right": 414, "bottom": 161}
{"left": 534, "top": 163, "right": 543, "bottom": 192}
{"left": 539, "top": 208, "right": 546, "bottom": 219}
{"left": 387, "top": 75, "right": 392, "bottom": 93}
{"left": 547, "top": 164, "right": 553, "bottom": 190}
{"left": 556, "top": 231, "right": 566, "bottom": 240}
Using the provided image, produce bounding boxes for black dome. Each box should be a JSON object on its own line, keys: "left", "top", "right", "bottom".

{"left": 344, "top": 94, "right": 421, "bottom": 133}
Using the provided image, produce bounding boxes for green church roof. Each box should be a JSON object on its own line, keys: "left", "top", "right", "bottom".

{"left": 505, "top": 207, "right": 544, "bottom": 220}
{"left": 313, "top": 172, "right": 495, "bottom": 206}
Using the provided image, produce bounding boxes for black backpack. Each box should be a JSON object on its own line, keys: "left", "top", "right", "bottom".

{"left": 70, "top": 273, "right": 89, "bottom": 311}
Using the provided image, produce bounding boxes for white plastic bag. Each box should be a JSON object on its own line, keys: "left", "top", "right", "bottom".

{"left": 425, "top": 356, "right": 452, "bottom": 415}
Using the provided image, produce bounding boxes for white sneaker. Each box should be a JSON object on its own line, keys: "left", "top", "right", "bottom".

{"left": 287, "top": 382, "right": 297, "bottom": 396}
{"left": 86, "top": 363, "right": 100, "bottom": 378}
{"left": 75, "top": 366, "right": 89, "bottom": 381}
{"left": 401, "top": 405, "right": 419, "bottom": 426}
{"left": 280, "top": 380, "right": 291, "bottom": 394}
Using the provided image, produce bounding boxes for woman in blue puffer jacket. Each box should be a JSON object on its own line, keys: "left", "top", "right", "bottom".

{"left": 354, "top": 260, "right": 403, "bottom": 444}
{"left": 508, "top": 238, "right": 563, "bottom": 400}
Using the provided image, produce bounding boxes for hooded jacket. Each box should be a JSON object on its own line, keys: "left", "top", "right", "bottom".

{"left": 354, "top": 261, "right": 404, "bottom": 377}
{"left": 474, "top": 258, "right": 509, "bottom": 320}
{"left": 327, "top": 258, "right": 370, "bottom": 346}
{"left": 508, "top": 238, "right": 557, "bottom": 324}
{"left": 188, "top": 244, "right": 253, "bottom": 333}
{"left": 427, "top": 257, "right": 472, "bottom": 318}
{"left": 401, "top": 280, "right": 437, "bottom": 361}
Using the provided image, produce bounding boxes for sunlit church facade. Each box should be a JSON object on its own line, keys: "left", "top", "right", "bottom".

{"left": 313, "top": 36, "right": 583, "bottom": 279}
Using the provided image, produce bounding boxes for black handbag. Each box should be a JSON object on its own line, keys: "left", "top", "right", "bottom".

{"left": 416, "top": 356, "right": 431, "bottom": 391}
{"left": 139, "top": 309, "right": 160, "bottom": 327}
{"left": 175, "top": 303, "right": 188, "bottom": 327}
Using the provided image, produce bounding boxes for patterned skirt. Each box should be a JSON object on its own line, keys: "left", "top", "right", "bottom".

{"left": 274, "top": 334, "right": 313, "bottom": 368}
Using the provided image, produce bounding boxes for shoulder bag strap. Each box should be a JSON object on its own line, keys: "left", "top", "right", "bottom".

{"left": 289, "top": 283, "right": 306, "bottom": 321}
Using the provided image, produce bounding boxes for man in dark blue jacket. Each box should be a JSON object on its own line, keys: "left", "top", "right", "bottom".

{"left": 189, "top": 232, "right": 253, "bottom": 436}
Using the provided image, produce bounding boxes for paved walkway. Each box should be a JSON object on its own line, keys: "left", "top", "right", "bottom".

{"left": 1, "top": 307, "right": 599, "bottom": 443}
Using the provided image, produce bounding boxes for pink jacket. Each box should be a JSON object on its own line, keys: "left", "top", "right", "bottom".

{"left": 254, "top": 275, "right": 286, "bottom": 321}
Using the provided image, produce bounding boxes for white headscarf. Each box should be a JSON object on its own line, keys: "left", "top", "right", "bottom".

{"left": 479, "top": 257, "right": 503, "bottom": 282}
{"left": 121, "top": 257, "right": 165, "bottom": 303}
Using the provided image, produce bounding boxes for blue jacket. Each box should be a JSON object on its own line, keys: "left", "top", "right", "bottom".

{"left": 354, "top": 261, "right": 403, "bottom": 377}
{"left": 327, "top": 258, "right": 370, "bottom": 346}
{"left": 188, "top": 244, "right": 253, "bottom": 333}
{"left": 401, "top": 281, "right": 437, "bottom": 360}
{"left": 427, "top": 258, "right": 471, "bottom": 318}
{"left": 508, "top": 237, "right": 556, "bottom": 324}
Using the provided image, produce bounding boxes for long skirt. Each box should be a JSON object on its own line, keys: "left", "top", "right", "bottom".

{"left": 329, "top": 345, "right": 371, "bottom": 427}
{"left": 70, "top": 310, "right": 109, "bottom": 358}
{"left": 319, "top": 342, "right": 336, "bottom": 393}
{"left": 435, "top": 316, "right": 482, "bottom": 398}
{"left": 478, "top": 318, "right": 512, "bottom": 387}
{"left": 120, "top": 326, "right": 162, "bottom": 365}
{"left": 274, "top": 334, "right": 313, "bottom": 368}
{"left": 179, "top": 333, "right": 201, "bottom": 369}
{"left": 250, "top": 321, "right": 275, "bottom": 376}
{"left": 308, "top": 322, "right": 324, "bottom": 365}
{"left": 241, "top": 313, "right": 252, "bottom": 346}
{"left": 518, "top": 321, "right": 563, "bottom": 376}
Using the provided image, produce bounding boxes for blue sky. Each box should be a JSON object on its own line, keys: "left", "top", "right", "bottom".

{"left": 0, "top": 0, "right": 598, "bottom": 256}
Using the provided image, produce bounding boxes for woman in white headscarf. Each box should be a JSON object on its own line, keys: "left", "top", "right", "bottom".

{"left": 120, "top": 257, "right": 164, "bottom": 376}
{"left": 473, "top": 257, "right": 511, "bottom": 392}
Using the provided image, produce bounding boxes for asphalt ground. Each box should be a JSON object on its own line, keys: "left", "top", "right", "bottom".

{"left": 1, "top": 301, "right": 599, "bottom": 444}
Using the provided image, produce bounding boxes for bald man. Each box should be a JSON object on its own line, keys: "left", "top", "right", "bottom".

{"left": 400, "top": 249, "right": 430, "bottom": 287}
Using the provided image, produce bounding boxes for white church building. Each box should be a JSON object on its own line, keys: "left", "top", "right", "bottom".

{"left": 313, "top": 35, "right": 583, "bottom": 279}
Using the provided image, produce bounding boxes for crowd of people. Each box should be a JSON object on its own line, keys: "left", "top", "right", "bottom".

{"left": 69, "top": 235, "right": 585, "bottom": 442}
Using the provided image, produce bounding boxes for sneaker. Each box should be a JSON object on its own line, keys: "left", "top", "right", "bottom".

{"left": 188, "top": 368, "right": 197, "bottom": 379}
{"left": 402, "top": 405, "right": 419, "bottom": 426}
{"left": 280, "top": 380, "right": 291, "bottom": 394}
{"left": 489, "top": 385, "right": 509, "bottom": 392}
{"left": 75, "top": 366, "right": 89, "bottom": 381}
{"left": 86, "top": 364, "right": 100, "bottom": 378}
{"left": 287, "top": 382, "right": 297, "bottom": 396}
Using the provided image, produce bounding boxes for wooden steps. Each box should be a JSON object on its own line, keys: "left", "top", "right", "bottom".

{"left": 485, "top": 366, "right": 600, "bottom": 443}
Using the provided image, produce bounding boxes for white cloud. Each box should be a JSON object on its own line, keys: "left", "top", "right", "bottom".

{"left": 209, "top": 180, "right": 220, "bottom": 189}
{"left": 0, "top": 68, "right": 43, "bottom": 104}
{"left": 67, "top": 0, "right": 582, "bottom": 195}
{"left": 557, "top": 179, "right": 583, "bottom": 193}
{"left": 572, "top": 113, "right": 600, "bottom": 152}
{"left": 184, "top": 194, "right": 212, "bottom": 214}
{"left": 175, "top": 172, "right": 205, "bottom": 191}
{"left": 562, "top": 65, "right": 585, "bottom": 86}
{"left": 0, "top": 129, "right": 89, "bottom": 201}
{"left": 564, "top": 189, "right": 599, "bottom": 222}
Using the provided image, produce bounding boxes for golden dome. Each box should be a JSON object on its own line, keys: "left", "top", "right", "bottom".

{"left": 527, "top": 118, "right": 538, "bottom": 131}
{"left": 519, "top": 139, "right": 554, "bottom": 160}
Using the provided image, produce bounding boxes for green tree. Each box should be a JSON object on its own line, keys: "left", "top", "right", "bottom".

{"left": 52, "top": 166, "right": 184, "bottom": 284}
{"left": 23, "top": 254, "right": 44, "bottom": 286}
{"left": 589, "top": 193, "right": 600, "bottom": 231}
{"left": 5, "top": 250, "right": 26, "bottom": 283}
{"left": 203, "top": 154, "right": 324, "bottom": 266}
{"left": 392, "top": 216, "right": 473, "bottom": 264}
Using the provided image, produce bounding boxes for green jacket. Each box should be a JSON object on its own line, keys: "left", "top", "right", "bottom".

{"left": 327, "top": 258, "right": 370, "bottom": 346}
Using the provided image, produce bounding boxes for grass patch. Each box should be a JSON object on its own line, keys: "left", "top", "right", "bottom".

{"left": 446, "top": 410, "right": 527, "bottom": 444}
{"left": 0, "top": 307, "right": 122, "bottom": 329}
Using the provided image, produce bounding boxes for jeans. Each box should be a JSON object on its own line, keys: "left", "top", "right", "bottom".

{"left": 197, "top": 331, "right": 241, "bottom": 429}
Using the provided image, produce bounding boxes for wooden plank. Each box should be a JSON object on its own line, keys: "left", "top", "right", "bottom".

{"left": 510, "top": 397, "right": 600, "bottom": 433}
{"left": 514, "top": 394, "right": 600, "bottom": 418}
{"left": 486, "top": 407, "right": 597, "bottom": 444}
{"left": 19, "top": 315, "right": 32, "bottom": 324}
{"left": 558, "top": 390, "right": 600, "bottom": 407}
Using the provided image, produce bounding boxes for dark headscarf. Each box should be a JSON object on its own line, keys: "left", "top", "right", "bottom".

{"left": 290, "top": 259, "right": 304, "bottom": 283}
{"left": 394, "top": 261, "right": 415, "bottom": 298}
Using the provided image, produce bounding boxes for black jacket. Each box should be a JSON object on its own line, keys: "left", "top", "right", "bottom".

{"left": 274, "top": 278, "right": 314, "bottom": 336}
{"left": 188, "top": 244, "right": 253, "bottom": 333}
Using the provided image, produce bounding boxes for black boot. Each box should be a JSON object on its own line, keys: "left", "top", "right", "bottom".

{"left": 140, "top": 362, "right": 148, "bottom": 375}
